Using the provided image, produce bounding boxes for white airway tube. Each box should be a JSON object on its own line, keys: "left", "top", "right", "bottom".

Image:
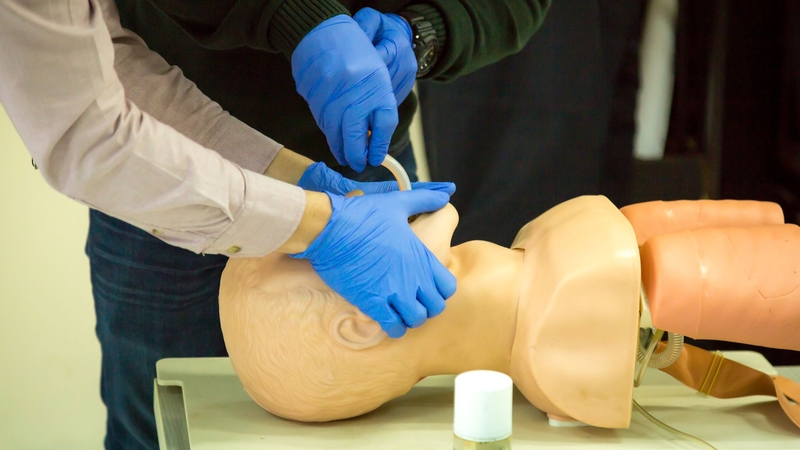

{"left": 381, "top": 155, "right": 412, "bottom": 191}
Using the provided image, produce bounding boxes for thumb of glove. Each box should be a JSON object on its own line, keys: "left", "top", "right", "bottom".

{"left": 353, "top": 7, "right": 382, "bottom": 40}
{"left": 394, "top": 189, "right": 450, "bottom": 218}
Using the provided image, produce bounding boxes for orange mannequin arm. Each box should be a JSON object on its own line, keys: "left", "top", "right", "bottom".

{"left": 620, "top": 200, "right": 783, "bottom": 246}
{"left": 641, "top": 224, "right": 800, "bottom": 351}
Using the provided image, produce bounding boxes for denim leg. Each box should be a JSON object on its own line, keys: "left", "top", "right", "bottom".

{"left": 86, "top": 210, "right": 229, "bottom": 450}
{"left": 335, "top": 137, "right": 419, "bottom": 183}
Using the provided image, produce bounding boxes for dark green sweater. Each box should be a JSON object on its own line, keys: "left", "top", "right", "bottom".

{"left": 115, "top": 0, "right": 550, "bottom": 165}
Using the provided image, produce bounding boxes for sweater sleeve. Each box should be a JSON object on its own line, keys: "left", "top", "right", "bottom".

{"left": 141, "top": 0, "right": 349, "bottom": 57}
{"left": 403, "top": 0, "right": 551, "bottom": 81}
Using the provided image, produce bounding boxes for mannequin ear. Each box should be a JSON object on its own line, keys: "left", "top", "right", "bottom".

{"left": 331, "top": 310, "right": 387, "bottom": 350}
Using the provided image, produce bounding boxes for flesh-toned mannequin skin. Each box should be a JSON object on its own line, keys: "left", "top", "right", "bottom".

{"left": 218, "top": 196, "right": 800, "bottom": 428}
{"left": 622, "top": 200, "right": 800, "bottom": 350}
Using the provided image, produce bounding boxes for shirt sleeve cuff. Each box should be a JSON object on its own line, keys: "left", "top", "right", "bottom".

{"left": 268, "top": 0, "right": 350, "bottom": 59}
{"left": 205, "top": 169, "right": 306, "bottom": 257}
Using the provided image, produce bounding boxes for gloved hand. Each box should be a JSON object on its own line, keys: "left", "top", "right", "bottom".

{"left": 291, "top": 189, "right": 457, "bottom": 338}
{"left": 298, "top": 161, "right": 455, "bottom": 196}
{"left": 292, "top": 15, "right": 398, "bottom": 173}
{"left": 353, "top": 8, "right": 417, "bottom": 104}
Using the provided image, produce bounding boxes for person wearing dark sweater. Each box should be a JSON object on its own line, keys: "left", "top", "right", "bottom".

{"left": 85, "top": 1, "right": 550, "bottom": 448}
{"left": 114, "top": 0, "right": 549, "bottom": 166}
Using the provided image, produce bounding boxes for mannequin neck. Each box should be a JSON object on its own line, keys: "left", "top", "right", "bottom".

{"left": 404, "top": 242, "right": 524, "bottom": 378}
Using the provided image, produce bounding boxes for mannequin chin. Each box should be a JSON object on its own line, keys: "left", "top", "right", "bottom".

{"left": 219, "top": 196, "right": 800, "bottom": 427}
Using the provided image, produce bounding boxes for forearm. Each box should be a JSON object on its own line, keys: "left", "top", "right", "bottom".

{"left": 263, "top": 148, "right": 314, "bottom": 184}
{"left": 405, "top": 0, "right": 551, "bottom": 81}
{"left": 277, "top": 191, "right": 331, "bottom": 254}
{"left": 0, "top": 0, "right": 305, "bottom": 257}
{"left": 103, "top": 0, "right": 282, "bottom": 174}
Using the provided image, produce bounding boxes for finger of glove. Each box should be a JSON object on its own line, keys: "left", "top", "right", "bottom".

{"left": 429, "top": 253, "right": 458, "bottom": 299}
{"left": 375, "top": 38, "right": 415, "bottom": 103}
{"left": 375, "top": 37, "right": 399, "bottom": 67}
{"left": 416, "top": 283, "right": 447, "bottom": 318}
{"left": 322, "top": 107, "right": 348, "bottom": 166}
{"left": 409, "top": 182, "right": 457, "bottom": 196}
{"left": 367, "top": 107, "right": 397, "bottom": 167}
{"left": 388, "top": 293, "right": 427, "bottom": 329}
{"left": 383, "top": 31, "right": 416, "bottom": 102}
{"left": 321, "top": 172, "right": 359, "bottom": 196}
{"left": 353, "top": 7, "right": 382, "bottom": 41}
{"left": 356, "top": 180, "right": 400, "bottom": 194}
{"left": 359, "top": 294, "right": 407, "bottom": 338}
{"left": 342, "top": 106, "right": 370, "bottom": 172}
{"left": 395, "top": 189, "right": 450, "bottom": 217}
{"left": 386, "top": 321, "right": 407, "bottom": 339}
{"left": 357, "top": 180, "right": 454, "bottom": 195}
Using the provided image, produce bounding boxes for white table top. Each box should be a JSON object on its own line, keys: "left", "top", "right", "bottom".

{"left": 155, "top": 352, "right": 800, "bottom": 449}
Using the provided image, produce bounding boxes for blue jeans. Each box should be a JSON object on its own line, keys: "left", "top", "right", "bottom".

{"left": 86, "top": 143, "right": 417, "bottom": 450}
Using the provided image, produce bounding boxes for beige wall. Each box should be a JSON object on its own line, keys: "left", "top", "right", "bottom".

{"left": 0, "top": 105, "right": 105, "bottom": 449}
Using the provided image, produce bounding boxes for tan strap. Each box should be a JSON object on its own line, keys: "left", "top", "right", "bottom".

{"left": 657, "top": 342, "right": 800, "bottom": 427}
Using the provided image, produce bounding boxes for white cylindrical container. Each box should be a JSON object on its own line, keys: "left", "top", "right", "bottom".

{"left": 453, "top": 370, "right": 513, "bottom": 449}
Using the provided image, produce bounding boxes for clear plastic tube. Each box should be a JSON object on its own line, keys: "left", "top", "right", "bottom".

{"left": 633, "top": 399, "right": 717, "bottom": 450}
{"left": 635, "top": 329, "right": 665, "bottom": 387}
{"left": 638, "top": 288, "right": 684, "bottom": 369}
{"left": 381, "top": 154, "right": 412, "bottom": 191}
{"left": 638, "top": 331, "right": 684, "bottom": 369}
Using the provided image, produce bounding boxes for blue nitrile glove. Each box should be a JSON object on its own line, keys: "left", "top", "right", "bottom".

{"left": 290, "top": 190, "right": 457, "bottom": 338}
{"left": 292, "top": 15, "right": 398, "bottom": 173}
{"left": 353, "top": 8, "right": 417, "bottom": 104}
{"left": 298, "top": 161, "right": 456, "bottom": 196}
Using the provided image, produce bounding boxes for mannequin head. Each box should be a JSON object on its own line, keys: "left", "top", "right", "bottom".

{"left": 219, "top": 196, "right": 641, "bottom": 426}
{"left": 220, "top": 203, "right": 523, "bottom": 421}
